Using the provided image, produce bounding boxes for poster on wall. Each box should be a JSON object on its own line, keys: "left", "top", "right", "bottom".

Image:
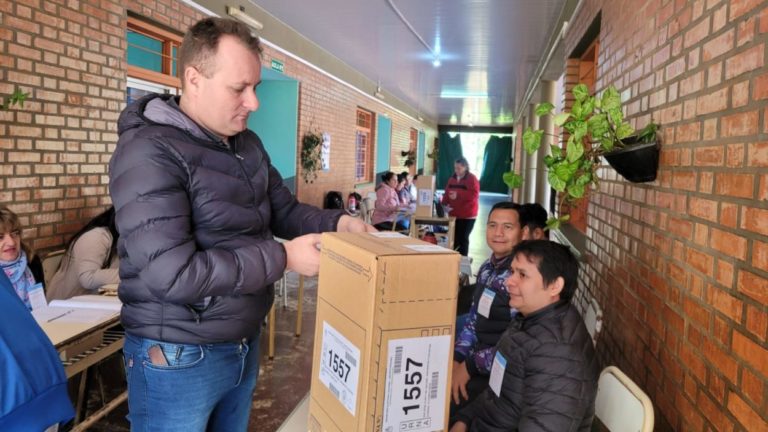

{"left": 321, "top": 132, "right": 331, "bottom": 171}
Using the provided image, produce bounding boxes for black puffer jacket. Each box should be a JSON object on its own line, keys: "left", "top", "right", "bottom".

{"left": 456, "top": 301, "right": 599, "bottom": 431}
{"left": 109, "top": 94, "right": 344, "bottom": 344}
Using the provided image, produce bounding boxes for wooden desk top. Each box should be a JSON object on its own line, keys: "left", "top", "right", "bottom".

{"left": 410, "top": 215, "right": 455, "bottom": 224}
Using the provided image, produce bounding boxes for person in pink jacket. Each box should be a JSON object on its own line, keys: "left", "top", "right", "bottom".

{"left": 442, "top": 157, "right": 480, "bottom": 255}
{"left": 372, "top": 171, "right": 408, "bottom": 231}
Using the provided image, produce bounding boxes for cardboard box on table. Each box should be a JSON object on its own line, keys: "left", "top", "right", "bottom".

{"left": 309, "top": 232, "right": 459, "bottom": 432}
{"left": 414, "top": 175, "right": 436, "bottom": 217}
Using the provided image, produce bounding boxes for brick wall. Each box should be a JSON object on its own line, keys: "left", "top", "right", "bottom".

{"left": 263, "top": 46, "right": 431, "bottom": 208}
{"left": 0, "top": 0, "right": 204, "bottom": 253}
{"left": 0, "top": 0, "right": 433, "bottom": 252}
{"left": 531, "top": 0, "right": 768, "bottom": 430}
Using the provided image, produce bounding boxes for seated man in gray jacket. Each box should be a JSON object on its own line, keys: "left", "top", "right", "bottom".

{"left": 451, "top": 240, "right": 599, "bottom": 432}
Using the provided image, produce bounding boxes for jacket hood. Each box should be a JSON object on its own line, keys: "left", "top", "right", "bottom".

{"left": 117, "top": 93, "right": 219, "bottom": 143}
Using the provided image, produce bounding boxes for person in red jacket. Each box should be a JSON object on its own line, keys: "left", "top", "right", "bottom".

{"left": 442, "top": 157, "right": 480, "bottom": 255}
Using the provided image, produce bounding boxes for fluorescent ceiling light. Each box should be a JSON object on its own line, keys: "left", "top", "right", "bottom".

{"left": 226, "top": 6, "right": 263, "bottom": 30}
{"left": 440, "top": 91, "right": 488, "bottom": 99}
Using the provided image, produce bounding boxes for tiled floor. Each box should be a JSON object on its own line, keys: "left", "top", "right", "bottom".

{"left": 84, "top": 192, "right": 509, "bottom": 431}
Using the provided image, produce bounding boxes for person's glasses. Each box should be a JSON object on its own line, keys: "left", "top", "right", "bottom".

{"left": 0, "top": 230, "right": 21, "bottom": 241}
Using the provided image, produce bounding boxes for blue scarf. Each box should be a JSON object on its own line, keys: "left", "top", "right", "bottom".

{"left": 1, "top": 250, "right": 36, "bottom": 310}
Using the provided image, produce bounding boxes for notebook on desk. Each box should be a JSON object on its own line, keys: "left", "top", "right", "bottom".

{"left": 48, "top": 294, "right": 122, "bottom": 312}
{"left": 32, "top": 296, "right": 121, "bottom": 348}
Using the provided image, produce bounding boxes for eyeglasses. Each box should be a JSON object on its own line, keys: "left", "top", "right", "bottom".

{"left": 0, "top": 230, "right": 21, "bottom": 241}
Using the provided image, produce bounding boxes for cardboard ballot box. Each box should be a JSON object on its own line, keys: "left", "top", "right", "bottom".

{"left": 414, "top": 175, "right": 436, "bottom": 217}
{"left": 309, "top": 232, "right": 459, "bottom": 432}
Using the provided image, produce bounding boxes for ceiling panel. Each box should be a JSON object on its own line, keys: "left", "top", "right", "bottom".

{"left": 250, "top": 0, "right": 566, "bottom": 126}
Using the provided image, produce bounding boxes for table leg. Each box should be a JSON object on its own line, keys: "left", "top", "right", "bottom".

{"left": 74, "top": 370, "right": 88, "bottom": 424}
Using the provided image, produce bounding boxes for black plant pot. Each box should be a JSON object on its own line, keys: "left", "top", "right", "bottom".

{"left": 604, "top": 138, "right": 660, "bottom": 183}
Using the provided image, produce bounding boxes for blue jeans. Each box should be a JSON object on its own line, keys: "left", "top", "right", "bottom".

{"left": 123, "top": 332, "right": 260, "bottom": 432}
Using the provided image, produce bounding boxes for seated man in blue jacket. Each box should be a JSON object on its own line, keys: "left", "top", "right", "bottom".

{"left": 452, "top": 240, "right": 599, "bottom": 431}
{"left": 451, "top": 202, "right": 523, "bottom": 417}
{"left": 451, "top": 202, "right": 549, "bottom": 420}
{"left": 0, "top": 271, "right": 74, "bottom": 431}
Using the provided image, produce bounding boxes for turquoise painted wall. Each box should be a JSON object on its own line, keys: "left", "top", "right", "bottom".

{"left": 376, "top": 116, "right": 392, "bottom": 182}
{"left": 247, "top": 68, "right": 299, "bottom": 191}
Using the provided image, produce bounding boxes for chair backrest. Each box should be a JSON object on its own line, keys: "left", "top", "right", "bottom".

{"left": 361, "top": 197, "right": 375, "bottom": 224}
{"left": 584, "top": 298, "right": 603, "bottom": 346}
{"left": 595, "top": 366, "right": 654, "bottom": 432}
{"left": 42, "top": 249, "right": 66, "bottom": 288}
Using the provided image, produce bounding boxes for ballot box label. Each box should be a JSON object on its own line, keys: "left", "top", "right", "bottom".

{"left": 382, "top": 335, "right": 450, "bottom": 432}
{"left": 319, "top": 321, "right": 361, "bottom": 415}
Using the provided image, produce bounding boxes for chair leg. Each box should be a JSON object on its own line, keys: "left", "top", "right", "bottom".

{"left": 282, "top": 275, "right": 288, "bottom": 309}
{"left": 295, "top": 275, "right": 304, "bottom": 337}
{"left": 268, "top": 303, "right": 276, "bottom": 360}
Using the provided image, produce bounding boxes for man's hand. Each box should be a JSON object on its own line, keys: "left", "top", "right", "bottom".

{"left": 451, "top": 361, "right": 470, "bottom": 404}
{"left": 283, "top": 234, "right": 322, "bottom": 276}
{"left": 449, "top": 421, "right": 468, "bottom": 432}
{"left": 337, "top": 214, "right": 377, "bottom": 233}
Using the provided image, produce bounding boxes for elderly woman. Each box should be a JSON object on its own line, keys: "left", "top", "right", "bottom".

{"left": 372, "top": 171, "right": 409, "bottom": 231}
{"left": 0, "top": 206, "right": 44, "bottom": 310}
{"left": 47, "top": 206, "right": 120, "bottom": 301}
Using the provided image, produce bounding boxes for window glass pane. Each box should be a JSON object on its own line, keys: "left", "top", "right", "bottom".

{"left": 127, "top": 30, "right": 163, "bottom": 72}
{"left": 126, "top": 77, "right": 178, "bottom": 105}
{"left": 172, "top": 45, "right": 178, "bottom": 77}
{"left": 356, "top": 131, "right": 368, "bottom": 180}
{"left": 126, "top": 86, "right": 153, "bottom": 105}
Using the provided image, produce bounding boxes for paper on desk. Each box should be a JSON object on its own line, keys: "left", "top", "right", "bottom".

{"left": 48, "top": 295, "right": 122, "bottom": 312}
{"left": 404, "top": 244, "right": 454, "bottom": 253}
{"left": 32, "top": 306, "right": 118, "bottom": 324}
{"left": 369, "top": 231, "right": 407, "bottom": 238}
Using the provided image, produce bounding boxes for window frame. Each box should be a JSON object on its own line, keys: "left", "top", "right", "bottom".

{"left": 127, "top": 17, "right": 183, "bottom": 89}
{"left": 354, "top": 108, "right": 375, "bottom": 184}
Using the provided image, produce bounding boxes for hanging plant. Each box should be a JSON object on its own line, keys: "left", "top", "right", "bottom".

{"left": 301, "top": 129, "right": 323, "bottom": 183}
{"left": 503, "top": 83, "right": 660, "bottom": 230}
{"left": 400, "top": 149, "right": 416, "bottom": 167}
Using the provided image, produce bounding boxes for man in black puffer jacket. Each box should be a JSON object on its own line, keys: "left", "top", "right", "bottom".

{"left": 109, "top": 18, "right": 373, "bottom": 431}
{"left": 452, "top": 240, "right": 599, "bottom": 432}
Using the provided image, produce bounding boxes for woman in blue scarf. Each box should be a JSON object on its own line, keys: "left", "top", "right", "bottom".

{"left": 0, "top": 206, "right": 44, "bottom": 309}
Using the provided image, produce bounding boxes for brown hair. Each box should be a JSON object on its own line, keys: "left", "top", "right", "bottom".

{"left": 0, "top": 206, "right": 33, "bottom": 259}
{"left": 178, "top": 17, "right": 263, "bottom": 88}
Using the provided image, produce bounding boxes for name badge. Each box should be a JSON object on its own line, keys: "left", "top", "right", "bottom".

{"left": 489, "top": 351, "right": 507, "bottom": 397}
{"left": 477, "top": 288, "right": 495, "bottom": 318}
{"left": 28, "top": 283, "right": 47, "bottom": 311}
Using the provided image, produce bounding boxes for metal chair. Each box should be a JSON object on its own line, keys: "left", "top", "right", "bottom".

{"left": 595, "top": 366, "right": 655, "bottom": 432}
{"left": 584, "top": 298, "right": 603, "bottom": 347}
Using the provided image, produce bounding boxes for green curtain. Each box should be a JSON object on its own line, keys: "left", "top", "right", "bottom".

{"left": 479, "top": 135, "right": 512, "bottom": 193}
{"left": 437, "top": 131, "right": 464, "bottom": 189}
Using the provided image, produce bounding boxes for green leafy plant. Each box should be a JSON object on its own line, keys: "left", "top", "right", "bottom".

{"left": 504, "top": 83, "right": 657, "bottom": 230}
{"left": 1, "top": 88, "right": 29, "bottom": 111}
{"left": 400, "top": 149, "right": 416, "bottom": 167}
{"left": 636, "top": 121, "right": 659, "bottom": 144}
{"left": 300, "top": 130, "right": 323, "bottom": 183}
